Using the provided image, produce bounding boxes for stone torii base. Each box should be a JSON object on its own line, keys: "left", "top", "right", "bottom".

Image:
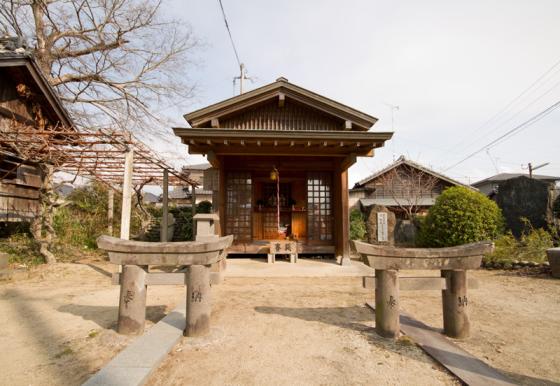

{"left": 98, "top": 235, "right": 233, "bottom": 337}
{"left": 353, "top": 240, "right": 494, "bottom": 339}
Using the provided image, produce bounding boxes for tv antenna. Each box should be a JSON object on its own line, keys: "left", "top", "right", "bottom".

{"left": 233, "top": 63, "right": 255, "bottom": 95}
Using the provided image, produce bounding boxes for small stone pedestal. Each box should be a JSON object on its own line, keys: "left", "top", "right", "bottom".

{"left": 194, "top": 213, "right": 225, "bottom": 282}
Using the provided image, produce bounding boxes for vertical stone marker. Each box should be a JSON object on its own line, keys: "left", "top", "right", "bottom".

{"left": 377, "top": 212, "right": 388, "bottom": 242}
{"left": 118, "top": 265, "right": 148, "bottom": 335}
{"left": 441, "top": 270, "right": 469, "bottom": 339}
{"left": 185, "top": 264, "right": 211, "bottom": 337}
{"left": 375, "top": 269, "right": 400, "bottom": 338}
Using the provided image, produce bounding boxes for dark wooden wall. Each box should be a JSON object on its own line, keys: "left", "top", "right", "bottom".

{"left": 220, "top": 99, "right": 344, "bottom": 131}
{"left": 0, "top": 76, "right": 43, "bottom": 222}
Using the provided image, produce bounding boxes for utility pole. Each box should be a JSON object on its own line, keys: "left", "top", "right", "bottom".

{"left": 526, "top": 162, "right": 549, "bottom": 178}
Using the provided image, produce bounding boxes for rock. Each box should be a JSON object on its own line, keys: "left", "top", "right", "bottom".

{"left": 521, "top": 261, "right": 530, "bottom": 267}
{"left": 363, "top": 204, "right": 396, "bottom": 246}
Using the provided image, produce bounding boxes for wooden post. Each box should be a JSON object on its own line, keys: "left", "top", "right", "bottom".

{"left": 185, "top": 264, "right": 211, "bottom": 337}
{"left": 117, "top": 265, "right": 147, "bottom": 335}
{"left": 334, "top": 167, "right": 350, "bottom": 265}
{"left": 191, "top": 184, "right": 197, "bottom": 240}
{"left": 120, "top": 149, "right": 133, "bottom": 240}
{"left": 442, "top": 270, "right": 470, "bottom": 339}
{"left": 161, "top": 169, "right": 169, "bottom": 242}
{"left": 375, "top": 269, "right": 400, "bottom": 338}
{"left": 107, "top": 189, "right": 114, "bottom": 236}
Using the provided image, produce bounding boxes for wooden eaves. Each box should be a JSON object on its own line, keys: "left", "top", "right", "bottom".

{"left": 172, "top": 128, "right": 393, "bottom": 158}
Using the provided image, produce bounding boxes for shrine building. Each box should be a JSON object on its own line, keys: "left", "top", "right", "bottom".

{"left": 173, "top": 77, "right": 392, "bottom": 264}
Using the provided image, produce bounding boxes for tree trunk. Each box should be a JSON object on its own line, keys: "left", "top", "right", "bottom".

{"left": 31, "top": 164, "right": 57, "bottom": 264}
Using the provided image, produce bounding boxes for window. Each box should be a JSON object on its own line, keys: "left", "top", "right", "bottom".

{"left": 225, "top": 172, "right": 252, "bottom": 241}
{"left": 307, "top": 172, "right": 332, "bottom": 241}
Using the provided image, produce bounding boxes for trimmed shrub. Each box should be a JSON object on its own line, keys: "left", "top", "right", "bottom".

{"left": 196, "top": 200, "right": 212, "bottom": 214}
{"left": 418, "top": 186, "right": 503, "bottom": 247}
{"left": 350, "top": 208, "right": 367, "bottom": 241}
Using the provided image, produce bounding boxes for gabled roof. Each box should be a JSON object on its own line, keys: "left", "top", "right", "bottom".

{"left": 184, "top": 77, "right": 378, "bottom": 131}
{"left": 353, "top": 156, "right": 472, "bottom": 189}
{"left": 473, "top": 173, "right": 560, "bottom": 186}
{"left": 0, "top": 40, "right": 74, "bottom": 129}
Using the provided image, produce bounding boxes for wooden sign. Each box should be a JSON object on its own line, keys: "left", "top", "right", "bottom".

{"left": 377, "top": 212, "right": 388, "bottom": 242}
{"left": 269, "top": 240, "right": 297, "bottom": 255}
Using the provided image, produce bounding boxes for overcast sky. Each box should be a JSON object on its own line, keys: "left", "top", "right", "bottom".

{"left": 161, "top": 0, "right": 560, "bottom": 186}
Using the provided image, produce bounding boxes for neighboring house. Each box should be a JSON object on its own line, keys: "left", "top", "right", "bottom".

{"left": 181, "top": 163, "right": 213, "bottom": 205}
{"left": 351, "top": 156, "right": 472, "bottom": 218}
{"left": 472, "top": 173, "right": 560, "bottom": 197}
{"left": 474, "top": 173, "right": 560, "bottom": 237}
{"left": 166, "top": 162, "right": 213, "bottom": 206}
{"left": 0, "top": 37, "right": 74, "bottom": 222}
{"left": 142, "top": 192, "right": 160, "bottom": 204}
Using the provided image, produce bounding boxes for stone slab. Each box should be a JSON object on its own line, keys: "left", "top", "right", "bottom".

{"left": 83, "top": 306, "right": 186, "bottom": 386}
{"left": 366, "top": 302, "right": 515, "bottom": 386}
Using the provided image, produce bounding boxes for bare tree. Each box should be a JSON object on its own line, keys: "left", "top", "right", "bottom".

{"left": 1, "top": 0, "right": 198, "bottom": 134}
{"left": 376, "top": 165, "right": 440, "bottom": 220}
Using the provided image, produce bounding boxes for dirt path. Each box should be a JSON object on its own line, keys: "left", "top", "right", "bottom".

{"left": 147, "top": 277, "right": 457, "bottom": 386}
{"left": 0, "top": 261, "right": 183, "bottom": 386}
{"left": 1, "top": 262, "right": 559, "bottom": 385}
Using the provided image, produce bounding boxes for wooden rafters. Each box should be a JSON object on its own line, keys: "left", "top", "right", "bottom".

{"left": 0, "top": 123, "right": 197, "bottom": 189}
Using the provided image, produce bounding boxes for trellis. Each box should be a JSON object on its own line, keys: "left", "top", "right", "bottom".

{"left": 0, "top": 124, "right": 197, "bottom": 241}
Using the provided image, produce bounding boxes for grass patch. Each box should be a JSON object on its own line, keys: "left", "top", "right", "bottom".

{"left": 54, "top": 346, "right": 73, "bottom": 359}
{"left": 87, "top": 329, "right": 99, "bottom": 339}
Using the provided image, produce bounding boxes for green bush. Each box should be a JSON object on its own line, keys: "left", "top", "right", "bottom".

{"left": 485, "top": 226, "right": 554, "bottom": 265}
{"left": 350, "top": 209, "right": 367, "bottom": 241}
{"left": 418, "top": 186, "right": 503, "bottom": 247}
{"left": 54, "top": 182, "right": 142, "bottom": 249}
{"left": 196, "top": 200, "right": 212, "bottom": 214}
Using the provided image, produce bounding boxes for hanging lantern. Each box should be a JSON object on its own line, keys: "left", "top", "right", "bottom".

{"left": 270, "top": 166, "right": 279, "bottom": 181}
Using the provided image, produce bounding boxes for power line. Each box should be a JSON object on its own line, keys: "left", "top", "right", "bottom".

{"left": 217, "top": 0, "right": 241, "bottom": 67}
{"left": 444, "top": 100, "right": 560, "bottom": 171}
{"left": 448, "top": 56, "right": 560, "bottom": 153}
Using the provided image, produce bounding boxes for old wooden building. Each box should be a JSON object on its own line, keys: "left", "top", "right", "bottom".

{"left": 351, "top": 156, "right": 471, "bottom": 218}
{"left": 174, "top": 77, "right": 392, "bottom": 263}
{"left": 0, "top": 38, "right": 74, "bottom": 222}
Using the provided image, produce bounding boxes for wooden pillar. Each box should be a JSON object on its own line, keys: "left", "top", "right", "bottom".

{"left": 117, "top": 265, "right": 147, "bottom": 335}
{"left": 120, "top": 149, "right": 133, "bottom": 240}
{"left": 107, "top": 189, "right": 114, "bottom": 236}
{"left": 442, "top": 270, "right": 470, "bottom": 339}
{"left": 218, "top": 165, "right": 226, "bottom": 237}
{"left": 191, "top": 184, "right": 197, "bottom": 240}
{"left": 160, "top": 169, "right": 169, "bottom": 242}
{"left": 375, "top": 269, "right": 400, "bottom": 338}
{"left": 185, "top": 264, "right": 211, "bottom": 337}
{"left": 334, "top": 167, "right": 350, "bottom": 265}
